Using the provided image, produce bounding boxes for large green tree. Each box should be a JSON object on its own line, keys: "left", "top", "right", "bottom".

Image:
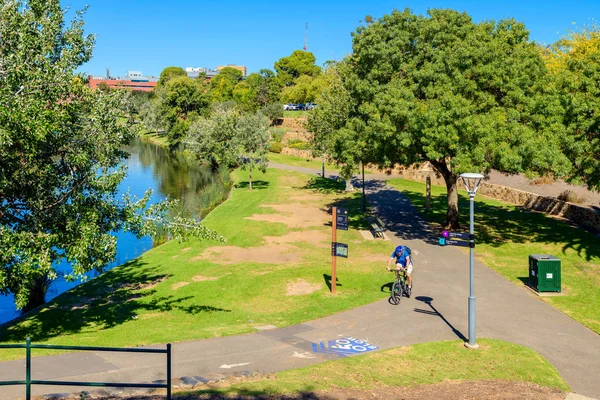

{"left": 210, "top": 67, "right": 243, "bottom": 102}
{"left": 545, "top": 28, "right": 600, "bottom": 191}
{"left": 157, "top": 66, "right": 187, "bottom": 88}
{"left": 337, "top": 9, "right": 571, "bottom": 228}
{"left": 0, "top": 0, "right": 219, "bottom": 311}
{"left": 274, "top": 50, "right": 321, "bottom": 87}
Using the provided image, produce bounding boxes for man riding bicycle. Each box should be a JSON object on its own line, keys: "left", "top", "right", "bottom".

{"left": 386, "top": 245, "right": 413, "bottom": 290}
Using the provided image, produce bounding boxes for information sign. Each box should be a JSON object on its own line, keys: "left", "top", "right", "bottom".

{"left": 439, "top": 238, "right": 471, "bottom": 248}
{"left": 336, "top": 207, "right": 348, "bottom": 230}
{"left": 331, "top": 242, "right": 349, "bottom": 258}
{"left": 442, "top": 230, "right": 471, "bottom": 240}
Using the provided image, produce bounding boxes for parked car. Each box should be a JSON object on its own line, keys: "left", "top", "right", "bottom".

{"left": 284, "top": 104, "right": 299, "bottom": 111}
{"left": 297, "top": 103, "right": 305, "bottom": 111}
{"left": 305, "top": 102, "right": 317, "bottom": 110}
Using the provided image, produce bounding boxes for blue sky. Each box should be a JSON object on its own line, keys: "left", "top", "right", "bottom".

{"left": 68, "top": 0, "right": 599, "bottom": 77}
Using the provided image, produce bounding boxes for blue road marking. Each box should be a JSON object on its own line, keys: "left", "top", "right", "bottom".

{"left": 311, "top": 337, "right": 378, "bottom": 356}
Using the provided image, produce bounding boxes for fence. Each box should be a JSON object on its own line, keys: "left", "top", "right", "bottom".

{"left": 0, "top": 338, "right": 171, "bottom": 400}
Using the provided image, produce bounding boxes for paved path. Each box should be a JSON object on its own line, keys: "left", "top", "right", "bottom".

{"left": 0, "top": 164, "right": 598, "bottom": 399}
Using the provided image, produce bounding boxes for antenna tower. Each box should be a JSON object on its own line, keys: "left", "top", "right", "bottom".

{"left": 304, "top": 22, "right": 308, "bottom": 51}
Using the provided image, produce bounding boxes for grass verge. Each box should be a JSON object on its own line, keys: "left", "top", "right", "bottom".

{"left": 268, "top": 153, "right": 338, "bottom": 172}
{"left": 388, "top": 178, "right": 600, "bottom": 334}
{"left": 283, "top": 111, "right": 310, "bottom": 118}
{"left": 0, "top": 169, "right": 392, "bottom": 360}
{"left": 184, "top": 339, "right": 568, "bottom": 397}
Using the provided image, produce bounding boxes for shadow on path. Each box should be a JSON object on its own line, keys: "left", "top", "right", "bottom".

{"left": 414, "top": 296, "right": 467, "bottom": 341}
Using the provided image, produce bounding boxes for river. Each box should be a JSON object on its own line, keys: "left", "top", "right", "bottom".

{"left": 0, "top": 138, "right": 227, "bottom": 325}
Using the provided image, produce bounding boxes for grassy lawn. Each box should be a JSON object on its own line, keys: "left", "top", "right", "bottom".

{"left": 388, "top": 178, "right": 600, "bottom": 333}
{"left": 268, "top": 152, "right": 338, "bottom": 172}
{"left": 0, "top": 169, "right": 393, "bottom": 360}
{"left": 283, "top": 110, "right": 310, "bottom": 118}
{"left": 183, "top": 339, "right": 568, "bottom": 397}
{"left": 140, "top": 131, "right": 169, "bottom": 147}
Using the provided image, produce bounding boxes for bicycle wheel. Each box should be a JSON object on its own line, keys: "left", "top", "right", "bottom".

{"left": 390, "top": 281, "right": 403, "bottom": 304}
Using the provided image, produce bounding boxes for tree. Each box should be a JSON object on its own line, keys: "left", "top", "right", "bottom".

{"left": 342, "top": 9, "right": 570, "bottom": 228}
{"left": 210, "top": 67, "right": 243, "bottom": 102}
{"left": 256, "top": 69, "right": 282, "bottom": 106}
{"left": 274, "top": 50, "right": 321, "bottom": 87}
{"left": 0, "top": 0, "right": 220, "bottom": 311}
{"left": 157, "top": 75, "right": 209, "bottom": 150}
{"left": 139, "top": 99, "right": 164, "bottom": 134}
{"left": 157, "top": 66, "right": 187, "bottom": 88}
{"left": 237, "top": 113, "right": 270, "bottom": 190}
{"left": 307, "top": 61, "right": 360, "bottom": 191}
{"left": 97, "top": 81, "right": 110, "bottom": 92}
{"left": 260, "top": 103, "right": 284, "bottom": 132}
{"left": 280, "top": 74, "right": 328, "bottom": 104}
{"left": 544, "top": 27, "right": 600, "bottom": 191}
{"left": 232, "top": 80, "right": 255, "bottom": 111}
{"left": 185, "top": 108, "right": 241, "bottom": 170}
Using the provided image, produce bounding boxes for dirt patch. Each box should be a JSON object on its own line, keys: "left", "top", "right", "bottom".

{"left": 192, "top": 275, "right": 219, "bottom": 282}
{"left": 171, "top": 282, "right": 190, "bottom": 290}
{"left": 286, "top": 278, "right": 323, "bottom": 295}
{"left": 181, "top": 247, "right": 191, "bottom": 252}
{"left": 246, "top": 204, "right": 329, "bottom": 228}
{"left": 88, "top": 379, "right": 565, "bottom": 400}
{"left": 264, "top": 230, "right": 329, "bottom": 248}
{"left": 194, "top": 244, "right": 302, "bottom": 265}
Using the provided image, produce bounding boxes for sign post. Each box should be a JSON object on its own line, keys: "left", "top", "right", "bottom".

{"left": 332, "top": 207, "right": 337, "bottom": 294}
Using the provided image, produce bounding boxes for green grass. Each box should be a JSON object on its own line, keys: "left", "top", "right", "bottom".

{"left": 0, "top": 169, "right": 393, "bottom": 360}
{"left": 388, "top": 178, "right": 600, "bottom": 333}
{"left": 283, "top": 110, "right": 310, "bottom": 118}
{"left": 183, "top": 339, "right": 568, "bottom": 397}
{"left": 268, "top": 152, "right": 338, "bottom": 171}
{"left": 140, "top": 131, "right": 168, "bottom": 147}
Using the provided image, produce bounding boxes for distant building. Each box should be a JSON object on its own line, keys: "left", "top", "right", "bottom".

{"left": 185, "top": 67, "right": 219, "bottom": 80}
{"left": 88, "top": 70, "right": 158, "bottom": 92}
{"left": 216, "top": 65, "right": 247, "bottom": 77}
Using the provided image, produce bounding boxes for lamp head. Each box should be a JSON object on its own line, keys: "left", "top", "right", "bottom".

{"left": 460, "top": 173, "right": 485, "bottom": 195}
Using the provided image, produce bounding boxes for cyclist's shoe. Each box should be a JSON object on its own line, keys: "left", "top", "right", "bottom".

{"left": 406, "top": 286, "right": 412, "bottom": 298}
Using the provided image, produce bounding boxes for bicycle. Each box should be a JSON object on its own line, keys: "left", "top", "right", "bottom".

{"left": 389, "top": 267, "right": 411, "bottom": 305}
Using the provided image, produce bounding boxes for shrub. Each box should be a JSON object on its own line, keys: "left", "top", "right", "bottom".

{"left": 531, "top": 176, "right": 555, "bottom": 185}
{"left": 269, "top": 142, "right": 284, "bottom": 153}
{"left": 288, "top": 141, "right": 311, "bottom": 150}
{"left": 272, "top": 130, "right": 285, "bottom": 143}
{"left": 557, "top": 190, "right": 586, "bottom": 204}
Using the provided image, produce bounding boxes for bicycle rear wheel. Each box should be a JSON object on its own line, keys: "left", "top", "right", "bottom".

{"left": 390, "top": 281, "right": 403, "bottom": 304}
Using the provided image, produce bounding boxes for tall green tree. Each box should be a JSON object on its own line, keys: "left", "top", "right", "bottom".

{"left": 157, "top": 66, "right": 187, "bottom": 88}
{"left": 0, "top": 0, "right": 219, "bottom": 311}
{"left": 237, "top": 113, "right": 270, "bottom": 191}
{"left": 341, "top": 9, "right": 571, "bottom": 227}
{"left": 210, "top": 67, "right": 243, "bottom": 102}
{"left": 545, "top": 27, "right": 600, "bottom": 191}
{"left": 274, "top": 50, "right": 321, "bottom": 87}
{"left": 184, "top": 108, "right": 241, "bottom": 169}
{"left": 157, "top": 75, "right": 209, "bottom": 150}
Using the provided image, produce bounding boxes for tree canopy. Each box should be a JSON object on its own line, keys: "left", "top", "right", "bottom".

{"left": 157, "top": 66, "right": 187, "bottom": 87}
{"left": 0, "top": 0, "right": 219, "bottom": 311}
{"left": 544, "top": 27, "right": 600, "bottom": 191}
{"left": 210, "top": 67, "right": 243, "bottom": 102}
{"left": 274, "top": 50, "right": 321, "bottom": 87}
{"left": 312, "top": 9, "right": 571, "bottom": 227}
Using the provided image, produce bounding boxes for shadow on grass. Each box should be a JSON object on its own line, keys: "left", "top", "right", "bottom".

{"left": 391, "top": 179, "right": 600, "bottom": 261}
{"left": 0, "top": 259, "right": 231, "bottom": 342}
{"left": 414, "top": 296, "right": 467, "bottom": 341}
{"left": 323, "top": 274, "right": 341, "bottom": 292}
{"left": 235, "top": 180, "right": 270, "bottom": 190}
{"left": 302, "top": 176, "right": 344, "bottom": 195}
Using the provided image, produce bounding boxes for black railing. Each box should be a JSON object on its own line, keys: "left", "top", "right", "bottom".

{"left": 0, "top": 338, "right": 171, "bottom": 400}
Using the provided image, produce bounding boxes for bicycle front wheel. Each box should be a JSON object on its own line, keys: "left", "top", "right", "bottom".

{"left": 391, "top": 281, "right": 403, "bottom": 304}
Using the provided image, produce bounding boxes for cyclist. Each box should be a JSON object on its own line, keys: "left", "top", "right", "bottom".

{"left": 386, "top": 245, "right": 413, "bottom": 290}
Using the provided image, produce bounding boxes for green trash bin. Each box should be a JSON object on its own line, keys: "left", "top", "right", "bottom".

{"left": 529, "top": 255, "right": 561, "bottom": 292}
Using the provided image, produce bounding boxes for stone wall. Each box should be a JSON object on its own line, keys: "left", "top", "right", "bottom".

{"left": 277, "top": 117, "right": 307, "bottom": 130}
{"left": 282, "top": 131, "right": 312, "bottom": 144}
{"left": 280, "top": 147, "right": 313, "bottom": 158}
{"left": 399, "top": 169, "right": 600, "bottom": 233}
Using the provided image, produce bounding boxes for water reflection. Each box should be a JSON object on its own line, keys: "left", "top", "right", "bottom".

{"left": 0, "top": 138, "right": 227, "bottom": 324}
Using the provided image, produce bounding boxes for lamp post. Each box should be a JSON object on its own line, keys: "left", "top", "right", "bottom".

{"left": 460, "top": 173, "right": 484, "bottom": 349}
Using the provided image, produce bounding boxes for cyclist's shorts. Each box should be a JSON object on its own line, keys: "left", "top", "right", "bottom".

{"left": 396, "top": 261, "right": 413, "bottom": 275}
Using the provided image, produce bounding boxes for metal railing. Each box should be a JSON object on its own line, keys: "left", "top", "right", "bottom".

{"left": 0, "top": 338, "right": 171, "bottom": 400}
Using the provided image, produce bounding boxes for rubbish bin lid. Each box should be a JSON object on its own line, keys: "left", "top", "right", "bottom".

{"left": 529, "top": 254, "right": 560, "bottom": 260}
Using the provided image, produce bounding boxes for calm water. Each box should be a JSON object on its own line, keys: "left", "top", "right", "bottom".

{"left": 0, "top": 138, "right": 221, "bottom": 324}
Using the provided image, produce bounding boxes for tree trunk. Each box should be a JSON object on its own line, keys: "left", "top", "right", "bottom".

{"left": 249, "top": 157, "right": 253, "bottom": 191}
{"left": 22, "top": 275, "right": 51, "bottom": 313}
{"left": 345, "top": 179, "right": 354, "bottom": 192}
{"left": 430, "top": 160, "right": 460, "bottom": 229}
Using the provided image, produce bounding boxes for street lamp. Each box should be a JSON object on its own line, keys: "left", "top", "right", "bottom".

{"left": 460, "top": 172, "right": 484, "bottom": 349}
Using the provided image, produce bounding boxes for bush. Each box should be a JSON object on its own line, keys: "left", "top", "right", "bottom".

{"left": 288, "top": 141, "right": 311, "bottom": 150}
{"left": 272, "top": 130, "right": 285, "bottom": 143}
{"left": 270, "top": 142, "right": 284, "bottom": 153}
{"left": 557, "top": 190, "right": 586, "bottom": 204}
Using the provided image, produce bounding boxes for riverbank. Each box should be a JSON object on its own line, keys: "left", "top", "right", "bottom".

{"left": 0, "top": 168, "right": 392, "bottom": 360}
